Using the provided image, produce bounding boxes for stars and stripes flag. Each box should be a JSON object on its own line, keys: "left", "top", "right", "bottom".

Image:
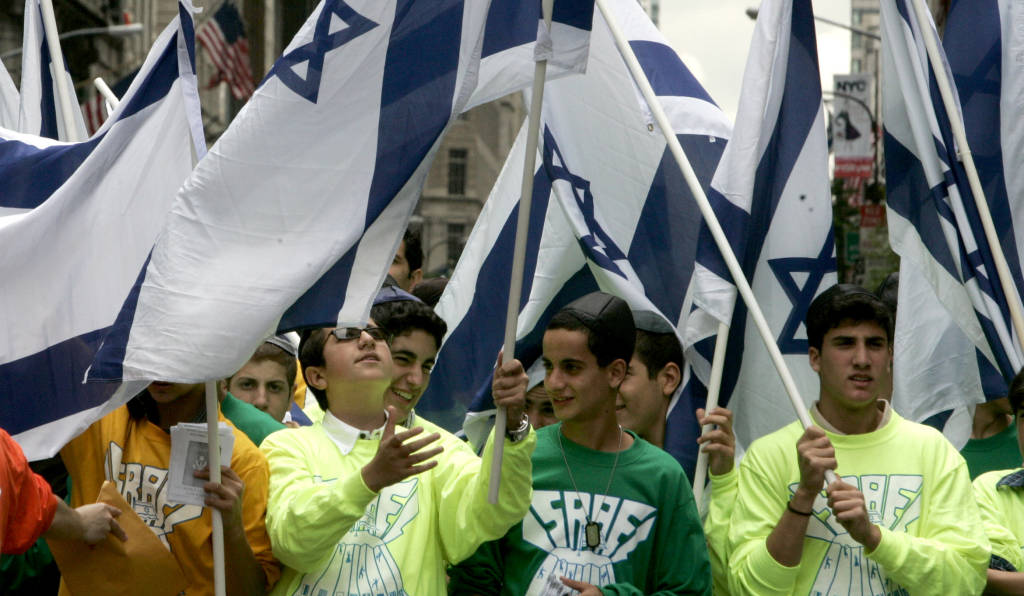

{"left": 89, "top": 0, "right": 595, "bottom": 388}
{"left": 680, "top": 0, "right": 836, "bottom": 451}
{"left": 197, "top": 0, "right": 255, "bottom": 100}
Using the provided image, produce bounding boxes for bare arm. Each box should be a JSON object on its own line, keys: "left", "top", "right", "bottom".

{"left": 984, "top": 570, "right": 1024, "bottom": 595}
{"left": 43, "top": 500, "right": 127, "bottom": 544}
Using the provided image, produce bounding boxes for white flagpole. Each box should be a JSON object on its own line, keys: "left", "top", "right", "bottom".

{"left": 204, "top": 381, "right": 226, "bottom": 596}
{"left": 490, "top": 0, "right": 555, "bottom": 504}
{"left": 907, "top": 0, "right": 1024, "bottom": 356}
{"left": 597, "top": 0, "right": 836, "bottom": 483}
{"left": 38, "top": 0, "right": 81, "bottom": 142}
{"left": 93, "top": 77, "right": 120, "bottom": 109}
{"left": 692, "top": 320, "right": 729, "bottom": 513}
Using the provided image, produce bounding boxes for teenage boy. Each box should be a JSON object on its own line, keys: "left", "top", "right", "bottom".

{"left": 369, "top": 289, "right": 448, "bottom": 432}
{"left": 728, "top": 284, "right": 988, "bottom": 595}
{"left": 614, "top": 323, "right": 736, "bottom": 595}
{"left": 449, "top": 291, "right": 711, "bottom": 595}
{"left": 60, "top": 383, "right": 280, "bottom": 596}
{"left": 615, "top": 327, "right": 682, "bottom": 450}
{"left": 389, "top": 229, "right": 423, "bottom": 292}
{"left": 973, "top": 367, "right": 1024, "bottom": 593}
{"left": 260, "top": 320, "right": 535, "bottom": 595}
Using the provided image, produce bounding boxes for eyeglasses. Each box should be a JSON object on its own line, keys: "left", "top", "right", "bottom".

{"left": 331, "top": 327, "right": 391, "bottom": 343}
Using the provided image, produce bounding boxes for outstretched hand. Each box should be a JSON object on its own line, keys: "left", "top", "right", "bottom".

{"left": 361, "top": 406, "right": 443, "bottom": 492}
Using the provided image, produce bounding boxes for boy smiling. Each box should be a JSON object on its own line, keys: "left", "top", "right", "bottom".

{"left": 261, "top": 320, "right": 535, "bottom": 595}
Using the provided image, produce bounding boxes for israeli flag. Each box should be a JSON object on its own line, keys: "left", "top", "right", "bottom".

{"left": 681, "top": 0, "right": 836, "bottom": 450}
{"left": 90, "top": 0, "right": 594, "bottom": 386}
{"left": 426, "top": 0, "right": 730, "bottom": 464}
{"left": 17, "top": 0, "right": 88, "bottom": 140}
{"left": 466, "top": 0, "right": 594, "bottom": 110}
{"left": 882, "top": 0, "right": 1024, "bottom": 441}
{"left": 0, "top": 1, "right": 205, "bottom": 459}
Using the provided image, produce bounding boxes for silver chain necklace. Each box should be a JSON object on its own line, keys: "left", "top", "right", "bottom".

{"left": 557, "top": 425, "right": 623, "bottom": 551}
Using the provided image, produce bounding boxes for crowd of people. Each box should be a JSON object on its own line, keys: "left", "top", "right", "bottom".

{"left": 3, "top": 231, "right": 1024, "bottom": 595}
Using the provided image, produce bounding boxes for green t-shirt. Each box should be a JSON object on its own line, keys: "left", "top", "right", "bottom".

{"left": 449, "top": 423, "right": 712, "bottom": 595}
{"left": 961, "top": 419, "right": 1021, "bottom": 480}
{"left": 220, "top": 392, "right": 287, "bottom": 446}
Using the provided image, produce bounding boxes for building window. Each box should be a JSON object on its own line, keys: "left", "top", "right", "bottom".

{"left": 853, "top": 10, "right": 862, "bottom": 25}
{"left": 852, "top": 58, "right": 862, "bottom": 73}
{"left": 447, "top": 223, "right": 466, "bottom": 266}
{"left": 448, "top": 148, "right": 468, "bottom": 195}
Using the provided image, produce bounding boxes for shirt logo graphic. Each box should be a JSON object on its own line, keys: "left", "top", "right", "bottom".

{"left": 105, "top": 442, "right": 203, "bottom": 548}
{"left": 522, "top": 490, "right": 657, "bottom": 594}
{"left": 792, "top": 473, "right": 923, "bottom": 596}
{"left": 293, "top": 477, "right": 419, "bottom": 596}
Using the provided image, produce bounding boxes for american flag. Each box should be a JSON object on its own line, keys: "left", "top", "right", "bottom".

{"left": 197, "top": 1, "right": 255, "bottom": 100}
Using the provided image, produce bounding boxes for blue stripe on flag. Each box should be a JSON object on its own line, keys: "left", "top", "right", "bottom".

{"left": 630, "top": 41, "right": 715, "bottom": 103}
{"left": 365, "top": 0, "right": 464, "bottom": 225}
{"left": 629, "top": 137, "right": 725, "bottom": 324}
{"left": 0, "top": 140, "right": 99, "bottom": 208}
{"left": 422, "top": 164, "right": 555, "bottom": 417}
{"left": 481, "top": 0, "right": 536, "bottom": 58}
{"left": 38, "top": 37, "right": 58, "bottom": 139}
{"left": 883, "top": 131, "right": 960, "bottom": 277}
{"left": 0, "top": 328, "right": 121, "bottom": 435}
{"left": 0, "top": 37, "right": 183, "bottom": 210}
{"left": 669, "top": 376, "right": 705, "bottom": 482}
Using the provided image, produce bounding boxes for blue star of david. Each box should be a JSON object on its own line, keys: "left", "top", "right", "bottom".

{"left": 768, "top": 227, "right": 837, "bottom": 354}
{"left": 541, "top": 128, "right": 628, "bottom": 279}
{"left": 267, "top": 0, "right": 378, "bottom": 103}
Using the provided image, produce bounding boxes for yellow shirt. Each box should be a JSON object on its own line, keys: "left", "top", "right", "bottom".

{"left": 61, "top": 405, "right": 280, "bottom": 595}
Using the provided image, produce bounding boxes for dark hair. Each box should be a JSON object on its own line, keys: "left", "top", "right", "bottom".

{"left": 298, "top": 328, "right": 331, "bottom": 410}
{"left": 634, "top": 330, "right": 683, "bottom": 379}
{"left": 404, "top": 229, "right": 423, "bottom": 273}
{"left": 411, "top": 277, "right": 448, "bottom": 308}
{"left": 806, "top": 284, "right": 894, "bottom": 351}
{"left": 547, "top": 310, "right": 634, "bottom": 367}
{"left": 228, "top": 342, "right": 297, "bottom": 389}
{"left": 1009, "top": 368, "right": 1024, "bottom": 416}
{"left": 370, "top": 299, "right": 447, "bottom": 349}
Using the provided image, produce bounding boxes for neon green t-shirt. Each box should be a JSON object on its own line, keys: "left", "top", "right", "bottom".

{"left": 973, "top": 468, "right": 1024, "bottom": 571}
{"left": 261, "top": 418, "right": 535, "bottom": 596}
{"left": 728, "top": 411, "right": 988, "bottom": 596}
{"left": 704, "top": 467, "right": 738, "bottom": 595}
